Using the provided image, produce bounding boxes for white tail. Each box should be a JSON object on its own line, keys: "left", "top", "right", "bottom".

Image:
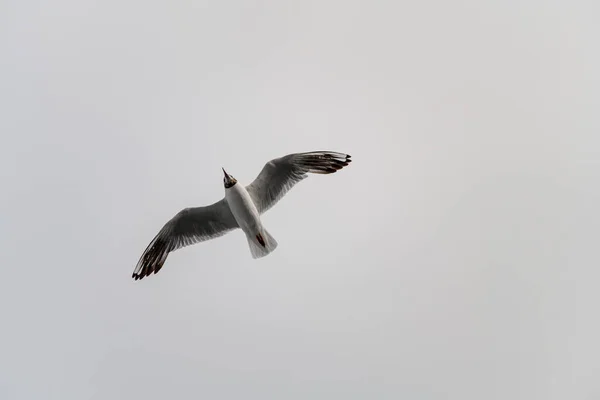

{"left": 246, "top": 228, "right": 278, "bottom": 259}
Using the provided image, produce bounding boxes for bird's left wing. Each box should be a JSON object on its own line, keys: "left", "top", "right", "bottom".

{"left": 246, "top": 151, "right": 351, "bottom": 214}
{"left": 132, "top": 199, "right": 238, "bottom": 280}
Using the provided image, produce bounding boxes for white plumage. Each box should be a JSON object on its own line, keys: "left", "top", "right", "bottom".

{"left": 132, "top": 151, "right": 351, "bottom": 280}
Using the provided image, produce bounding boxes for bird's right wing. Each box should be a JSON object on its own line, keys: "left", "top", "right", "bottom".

{"left": 132, "top": 199, "right": 238, "bottom": 280}
{"left": 246, "top": 151, "right": 351, "bottom": 214}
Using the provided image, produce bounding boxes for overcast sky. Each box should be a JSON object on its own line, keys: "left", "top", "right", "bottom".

{"left": 1, "top": 0, "right": 599, "bottom": 399}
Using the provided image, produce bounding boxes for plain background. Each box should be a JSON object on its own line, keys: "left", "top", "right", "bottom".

{"left": 1, "top": 0, "right": 598, "bottom": 399}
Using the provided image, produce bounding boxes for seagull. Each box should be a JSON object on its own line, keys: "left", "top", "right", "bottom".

{"left": 132, "top": 151, "right": 352, "bottom": 280}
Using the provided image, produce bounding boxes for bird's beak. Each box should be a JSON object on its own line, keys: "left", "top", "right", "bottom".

{"left": 222, "top": 168, "right": 230, "bottom": 179}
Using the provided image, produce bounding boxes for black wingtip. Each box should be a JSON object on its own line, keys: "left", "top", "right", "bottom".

{"left": 132, "top": 271, "right": 147, "bottom": 281}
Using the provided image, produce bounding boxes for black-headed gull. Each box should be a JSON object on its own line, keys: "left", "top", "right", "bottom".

{"left": 132, "top": 151, "right": 352, "bottom": 280}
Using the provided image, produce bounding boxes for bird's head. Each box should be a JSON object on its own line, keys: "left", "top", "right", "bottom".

{"left": 222, "top": 168, "right": 237, "bottom": 189}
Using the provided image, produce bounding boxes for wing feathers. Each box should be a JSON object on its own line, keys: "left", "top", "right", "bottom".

{"left": 132, "top": 199, "right": 238, "bottom": 280}
{"left": 246, "top": 151, "right": 351, "bottom": 214}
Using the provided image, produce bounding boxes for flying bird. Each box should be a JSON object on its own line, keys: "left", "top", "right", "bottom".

{"left": 132, "top": 151, "right": 352, "bottom": 280}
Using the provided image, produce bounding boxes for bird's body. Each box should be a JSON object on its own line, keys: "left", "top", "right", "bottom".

{"left": 224, "top": 178, "right": 278, "bottom": 258}
{"left": 224, "top": 180, "right": 260, "bottom": 233}
{"left": 132, "top": 151, "right": 351, "bottom": 280}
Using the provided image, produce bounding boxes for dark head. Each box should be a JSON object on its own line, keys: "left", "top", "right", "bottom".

{"left": 222, "top": 168, "right": 237, "bottom": 189}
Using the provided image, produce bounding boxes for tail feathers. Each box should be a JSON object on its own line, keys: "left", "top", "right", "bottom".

{"left": 246, "top": 229, "right": 278, "bottom": 259}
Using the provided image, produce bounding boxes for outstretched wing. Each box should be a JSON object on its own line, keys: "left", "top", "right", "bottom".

{"left": 132, "top": 199, "right": 238, "bottom": 280}
{"left": 246, "top": 151, "right": 351, "bottom": 214}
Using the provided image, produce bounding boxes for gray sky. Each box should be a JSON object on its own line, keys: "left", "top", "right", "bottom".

{"left": 1, "top": 0, "right": 598, "bottom": 399}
